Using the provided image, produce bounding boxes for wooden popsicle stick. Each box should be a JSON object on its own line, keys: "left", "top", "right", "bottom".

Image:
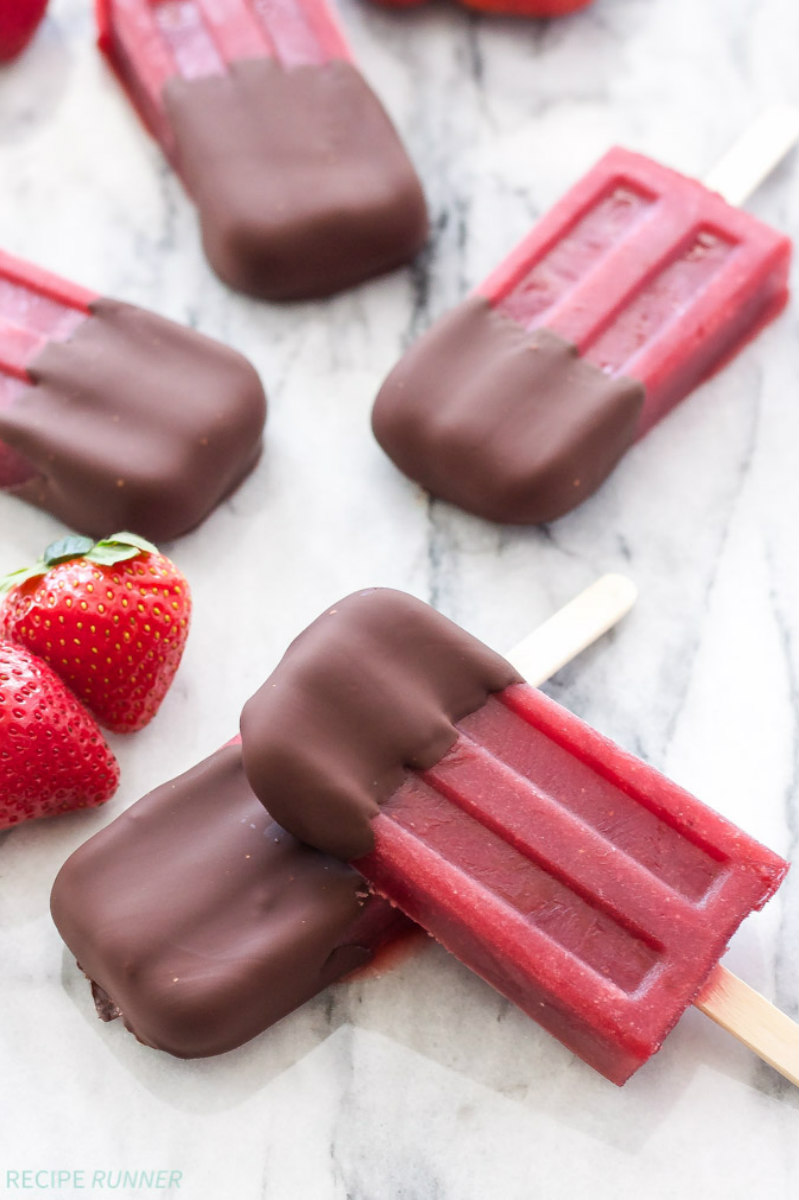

{"left": 694, "top": 963, "right": 799, "bottom": 1086}
{"left": 506, "top": 573, "right": 638, "bottom": 685}
{"left": 703, "top": 105, "right": 799, "bottom": 208}
{"left": 691, "top": 964, "right": 796, "bottom": 1089}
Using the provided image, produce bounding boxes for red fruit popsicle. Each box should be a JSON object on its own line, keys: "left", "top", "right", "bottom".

{"left": 51, "top": 575, "right": 635, "bottom": 1057}
{"left": 372, "top": 109, "right": 797, "bottom": 524}
{"left": 241, "top": 589, "right": 796, "bottom": 1085}
{"left": 97, "top": 0, "right": 428, "bottom": 299}
{"left": 0, "top": 248, "right": 266, "bottom": 539}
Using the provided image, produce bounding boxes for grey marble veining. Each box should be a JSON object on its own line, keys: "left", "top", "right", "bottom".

{"left": 1, "top": 0, "right": 797, "bottom": 1196}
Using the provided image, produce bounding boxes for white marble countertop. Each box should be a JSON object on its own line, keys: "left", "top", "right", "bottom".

{"left": 1, "top": 0, "right": 797, "bottom": 1196}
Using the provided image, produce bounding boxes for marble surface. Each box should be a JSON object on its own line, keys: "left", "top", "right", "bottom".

{"left": 1, "top": 0, "right": 797, "bottom": 1196}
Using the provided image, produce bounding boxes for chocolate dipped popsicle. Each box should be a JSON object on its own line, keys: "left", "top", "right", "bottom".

{"left": 97, "top": 0, "right": 428, "bottom": 300}
{"left": 50, "top": 577, "right": 635, "bottom": 1058}
{"left": 372, "top": 112, "right": 796, "bottom": 524}
{"left": 0, "top": 249, "right": 266, "bottom": 540}
{"left": 241, "top": 589, "right": 795, "bottom": 1085}
{"left": 50, "top": 740, "right": 408, "bottom": 1058}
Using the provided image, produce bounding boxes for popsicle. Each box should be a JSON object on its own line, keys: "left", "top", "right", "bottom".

{"left": 0, "top": 248, "right": 266, "bottom": 540}
{"left": 96, "top": 0, "right": 428, "bottom": 300}
{"left": 241, "top": 589, "right": 796, "bottom": 1085}
{"left": 50, "top": 574, "right": 636, "bottom": 1058}
{"left": 372, "top": 109, "right": 797, "bottom": 524}
{"left": 50, "top": 738, "right": 409, "bottom": 1057}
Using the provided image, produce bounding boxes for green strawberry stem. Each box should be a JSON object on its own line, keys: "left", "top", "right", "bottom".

{"left": 0, "top": 531, "right": 160, "bottom": 593}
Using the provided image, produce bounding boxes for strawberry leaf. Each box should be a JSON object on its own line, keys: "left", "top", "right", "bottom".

{"left": 86, "top": 531, "right": 159, "bottom": 567}
{"left": 103, "top": 532, "right": 159, "bottom": 555}
{"left": 0, "top": 565, "right": 47, "bottom": 594}
{"left": 0, "top": 531, "right": 161, "bottom": 595}
{"left": 86, "top": 544, "right": 143, "bottom": 566}
{"left": 44, "top": 535, "right": 95, "bottom": 566}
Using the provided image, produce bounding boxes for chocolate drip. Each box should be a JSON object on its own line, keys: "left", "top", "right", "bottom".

{"left": 0, "top": 299, "right": 266, "bottom": 541}
{"left": 51, "top": 744, "right": 404, "bottom": 1059}
{"left": 240, "top": 589, "right": 520, "bottom": 860}
{"left": 164, "top": 59, "right": 429, "bottom": 301}
{"left": 372, "top": 295, "right": 644, "bottom": 524}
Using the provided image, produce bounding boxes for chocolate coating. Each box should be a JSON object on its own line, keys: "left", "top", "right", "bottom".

{"left": 0, "top": 299, "right": 266, "bottom": 541}
{"left": 50, "top": 744, "right": 405, "bottom": 1059}
{"left": 164, "top": 59, "right": 428, "bottom": 301}
{"left": 240, "top": 589, "right": 520, "bottom": 860}
{"left": 371, "top": 295, "right": 645, "bottom": 524}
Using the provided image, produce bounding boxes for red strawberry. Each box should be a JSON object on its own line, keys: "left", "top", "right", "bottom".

{"left": 0, "top": 532, "right": 192, "bottom": 733}
{"left": 459, "top": 0, "right": 592, "bottom": 13}
{"left": 367, "top": 0, "right": 591, "bottom": 12}
{"left": 0, "top": 640, "right": 119, "bottom": 829}
{"left": 0, "top": 0, "right": 49, "bottom": 63}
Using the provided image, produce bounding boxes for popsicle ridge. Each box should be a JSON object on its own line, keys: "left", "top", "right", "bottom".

{"left": 429, "top": 702, "right": 726, "bottom": 907}
{"left": 240, "top": 589, "right": 521, "bottom": 860}
{"left": 152, "top": 1, "right": 227, "bottom": 80}
{"left": 374, "top": 765, "right": 664, "bottom": 992}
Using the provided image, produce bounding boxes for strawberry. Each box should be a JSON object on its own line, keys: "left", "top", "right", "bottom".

{"left": 0, "top": 640, "right": 119, "bottom": 829}
{"left": 0, "top": 0, "right": 49, "bottom": 63}
{"left": 367, "top": 0, "right": 591, "bottom": 13}
{"left": 0, "top": 532, "right": 192, "bottom": 733}
{"left": 459, "top": 0, "right": 592, "bottom": 14}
